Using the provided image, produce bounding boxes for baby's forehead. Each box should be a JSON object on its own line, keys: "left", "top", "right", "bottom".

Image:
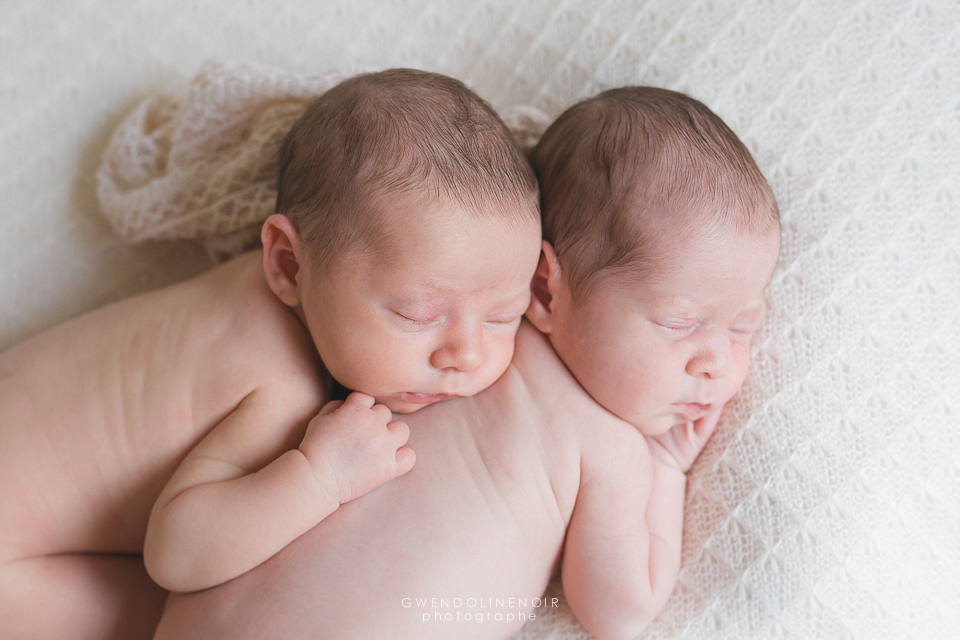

{"left": 369, "top": 189, "right": 538, "bottom": 242}
{"left": 346, "top": 190, "right": 541, "bottom": 286}
{"left": 594, "top": 224, "right": 779, "bottom": 299}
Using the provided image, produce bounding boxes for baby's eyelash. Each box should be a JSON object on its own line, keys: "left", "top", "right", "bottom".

{"left": 729, "top": 324, "right": 758, "bottom": 335}
{"left": 394, "top": 311, "right": 438, "bottom": 326}
{"left": 656, "top": 321, "right": 697, "bottom": 335}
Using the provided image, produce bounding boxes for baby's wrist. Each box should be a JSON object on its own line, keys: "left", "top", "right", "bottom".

{"left": 294, "top": 448, "right": 343, "bottom": 509}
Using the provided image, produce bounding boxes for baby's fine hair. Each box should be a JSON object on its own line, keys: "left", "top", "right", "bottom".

{"left": 530, "top": 86, "right": 779, "bottom": 301}
{"left": 277, "top": 69, "right": 539, "bottom": 272}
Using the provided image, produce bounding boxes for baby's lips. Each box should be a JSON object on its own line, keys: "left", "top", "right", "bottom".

{"left": 398, "top": 392, "right": 452, "bottom": 405}
{"left": 671, "top": 402, "right": 712, "bottom": 421}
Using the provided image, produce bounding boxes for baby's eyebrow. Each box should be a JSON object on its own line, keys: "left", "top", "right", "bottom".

{"left": 387, "top": 291, "right": 444, "bottom": 310}
{"left": 498, "top": 288, "right": 538, "bottom": 311}
{"left": 502, "top": 289, "right": 532, "bottom": 305}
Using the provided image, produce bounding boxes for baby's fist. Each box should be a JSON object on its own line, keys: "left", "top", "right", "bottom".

{"left": 647, "top": 407, "right": 723, "bottom": 473}
{"left": 300, "top": 392, "right": 415, "bottom": 505}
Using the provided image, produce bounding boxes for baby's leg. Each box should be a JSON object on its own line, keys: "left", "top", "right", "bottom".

{"left": 0, "top": 553, "right": 166, "bottom": 640}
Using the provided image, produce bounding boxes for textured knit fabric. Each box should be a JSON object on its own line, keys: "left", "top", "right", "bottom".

{"left": 2, "top": 1, "right": 958, "bottom": 639}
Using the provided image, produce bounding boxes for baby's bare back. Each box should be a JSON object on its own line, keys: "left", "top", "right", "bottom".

{"left": 154, "top": 323, "right": 634, "bottom": 640}
{"left": 0, "top": 251, "right": 325, "bottom": 563}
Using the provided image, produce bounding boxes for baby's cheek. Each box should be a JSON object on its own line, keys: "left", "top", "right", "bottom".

{"left": 727, "top": 344, "right": 752, "bottom": 394}
{"left": 489, "top": 334, "right": 517, "bottom": 372}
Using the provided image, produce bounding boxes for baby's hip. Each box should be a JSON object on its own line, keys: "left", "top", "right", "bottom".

{"left": 0, "top": 426, "right": 180, "bottom": 562}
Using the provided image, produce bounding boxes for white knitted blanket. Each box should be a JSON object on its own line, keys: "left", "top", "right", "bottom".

{"left": 2, "top": 1, "right": 958, "bottom": 639}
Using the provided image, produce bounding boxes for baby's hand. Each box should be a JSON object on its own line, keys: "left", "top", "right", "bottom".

{"left": 299, "top": 392, "right": 415, "bottom": 505}
{"left": 646, "top": 407, "right": 723, "bottom": 473}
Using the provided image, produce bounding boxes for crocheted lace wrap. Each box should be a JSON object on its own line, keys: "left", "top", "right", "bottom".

{"left": 96, "top": 61, "right": 551, "bottom": 262}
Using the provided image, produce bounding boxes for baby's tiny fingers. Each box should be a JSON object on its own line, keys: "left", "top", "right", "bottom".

{"left": 318, "top": 400, "right": 344, "bottom": 416}
{"left": 395, "top": 445, "right": 416, "bottom": 476}
{"left": 693, "top": 410, "right": 723, "bottom": 441}
{"left": 387, "top": 420, "right": 411, "bottom": 445}
{"left": 344, "top": 391, "right": 376, "bottom": 408}
{"left": 371, "top": 402, "right": 393, "bottom": 423}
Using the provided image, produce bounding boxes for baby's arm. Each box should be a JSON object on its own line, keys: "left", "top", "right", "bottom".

{"left": 561, "top": 410, "right": 721, "bottom": 640}
{"left": 144, "top": 391, "right": 414, "bottom": 593}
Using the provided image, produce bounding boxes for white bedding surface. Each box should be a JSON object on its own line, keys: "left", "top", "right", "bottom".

{"left": 2, "top": 1, "right": 958, "bottom": 638}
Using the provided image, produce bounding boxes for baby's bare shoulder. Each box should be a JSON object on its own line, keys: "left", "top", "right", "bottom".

{"left": 510, "top": 322, "right": 649, "bottom": 479}
{"left": 512, "top": 322, "right": 637, "bottom": 441}
{"left": 204, "top": 252, "right": 326, "bottom": 407}
{"left": 583, "top": 420, "right": 650, "bottom": 481}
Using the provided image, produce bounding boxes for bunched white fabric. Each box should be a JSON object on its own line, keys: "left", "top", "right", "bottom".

{"left": 95, "top": 62, "right": 355, "bottom": 261}
{"left": 2, "top": 1, "right": 958, "bottom": 638}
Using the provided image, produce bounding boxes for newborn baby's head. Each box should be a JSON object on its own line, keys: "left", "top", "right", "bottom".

{"left": 527, "top": 86, "right": 781, "bottom": 435}
{"left": 261, "top": 69, "right": 542, "bottom": 413}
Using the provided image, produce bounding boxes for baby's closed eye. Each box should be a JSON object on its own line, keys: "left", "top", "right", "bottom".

{"left": 652, "top": 320, "right": 699, "bottom": 338}
{"left": 393, "top": 310, "right": 441, "bottom": 326}
{"left": 483, "top": 313, "right": 523, "bottom": 326}
{"left": 728, "top": 322, "right": 758, "bottom": 336}
{"left": 729, "top": 311, "right": 765, "bottom": 337}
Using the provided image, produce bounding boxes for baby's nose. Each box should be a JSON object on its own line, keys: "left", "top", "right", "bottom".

{"left": 430, "top": 319, "right": 483, "bottom": 373}
{"left": 686, "top": 327, "right": 732, "bottom": 379}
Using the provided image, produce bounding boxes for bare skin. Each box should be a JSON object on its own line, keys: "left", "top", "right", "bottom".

{"left": 153, "top": 321, "right": 714, "bottom": 640}
{"left": 154, "top": 320, "right": 628, "bottom": 640}
{"left": 142, "top": 207, "right": 539, "bottom": 593}
{"left": 155, "top": 227, "right": 781, "bottom": 640}
{"left": 0, "top": 251, "right": 327, "bottom": 640}
{"left": 0, "top": 201, "right": 539, "bottom": 637}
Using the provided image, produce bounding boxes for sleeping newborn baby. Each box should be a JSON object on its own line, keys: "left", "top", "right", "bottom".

{"left": 0, "top": 69, "right": 541, "bottom": 639}
{"left": 154, "top": 87, "right": 781, "bottom": 640}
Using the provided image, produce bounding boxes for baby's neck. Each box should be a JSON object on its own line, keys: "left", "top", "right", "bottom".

{"left": 511, "top": 319, "right": 621, "bottom": 427}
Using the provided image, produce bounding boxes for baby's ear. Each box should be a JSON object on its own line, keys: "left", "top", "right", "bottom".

{"left": 526, "top": 240, "right": 561, "bottom": 334}
{"left": 261, "top": 214, "right": 305, "bottom": 307}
